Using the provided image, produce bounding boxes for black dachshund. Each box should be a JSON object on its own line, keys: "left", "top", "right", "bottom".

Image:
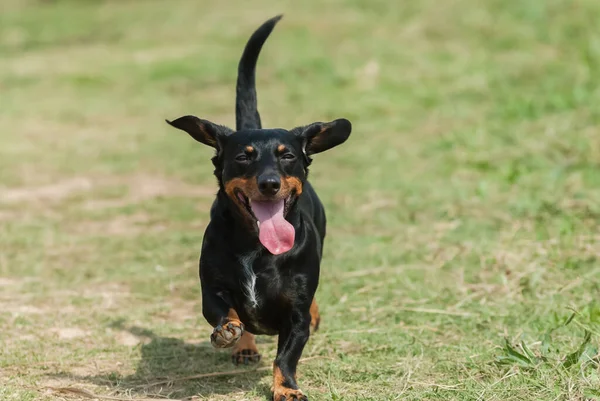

{"left": 167, "top": 15, "right": 352, "bottom": 401}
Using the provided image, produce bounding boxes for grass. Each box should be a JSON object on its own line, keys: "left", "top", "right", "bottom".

{"left": 1, "top": 0, "right": 600, "bottom": 399}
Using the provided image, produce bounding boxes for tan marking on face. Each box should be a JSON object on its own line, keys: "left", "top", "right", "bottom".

{"left": 281, "top": 176, "right": 303, "bottom": 196}
{"left": 245, "top": 146, "right": 254, "bottom": 153}
{"left": 277, "top": 144, "right": 286, "bottom": 153}
{"left": 224, "top": 177, "right": 260, "bottom": 223}
{"left": 224, "top": 175, "right": 302, "bottom": 225}
{"left": 224, "top": 177, "right": 261, "bottom": 200}
{"left": 225, "top": 176, "right": 301, "bottom": 203}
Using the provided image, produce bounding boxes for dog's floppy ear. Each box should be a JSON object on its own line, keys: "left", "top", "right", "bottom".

{"left": 292, "top": 118, "right": 352, "bottom": 155}
{"left": 166, "top": 115, "right": 233, "bottom": 148}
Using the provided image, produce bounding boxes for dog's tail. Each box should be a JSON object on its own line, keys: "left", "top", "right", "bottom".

{"left": 235, "top": 15, "right": 282, "bottom": 131}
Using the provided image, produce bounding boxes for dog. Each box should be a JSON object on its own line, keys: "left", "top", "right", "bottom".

{"left": 166, "top": 15, "right": 351, "bottom": 401}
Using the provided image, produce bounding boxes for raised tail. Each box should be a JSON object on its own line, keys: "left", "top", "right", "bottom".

{"left": 235, "top": 15, "right": 282, "bottom": 131}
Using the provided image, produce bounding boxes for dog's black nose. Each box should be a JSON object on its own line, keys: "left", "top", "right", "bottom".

{"left": 258, "top": 175, "right": 281, "bottom": 196}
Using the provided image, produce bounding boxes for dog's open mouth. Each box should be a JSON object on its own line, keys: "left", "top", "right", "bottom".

{"left": 235, "top": 190, "right": 296, "bottom": 255}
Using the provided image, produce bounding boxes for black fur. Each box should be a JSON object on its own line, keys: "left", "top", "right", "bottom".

{"left": 167, "top": 15, "right": 351, "bottom": 401}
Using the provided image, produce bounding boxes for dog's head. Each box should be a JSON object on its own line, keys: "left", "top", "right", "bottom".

{"left": 166, "top": 116, "right": 351, "bottom": 254}
{"left": 166, "top": 15, "right": 351, "bottom": 255}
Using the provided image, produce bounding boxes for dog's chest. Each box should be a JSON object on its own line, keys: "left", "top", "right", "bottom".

{"left": 238, "top": 251, "right": 262, "bottom": 310}
{"left": 235, "top": 251, "right": 301, "bottom": 335}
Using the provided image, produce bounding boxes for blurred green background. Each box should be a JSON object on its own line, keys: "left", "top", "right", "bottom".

{"left": 1, "top": 0, "right": 599, "bottom": 400}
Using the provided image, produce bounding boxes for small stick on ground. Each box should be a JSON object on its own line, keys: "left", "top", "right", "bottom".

{"left": 45, "top": 386, "right": 174, "bottom": 401}
{"left": 141, "top": 355, "right": 330, "bottom": 388}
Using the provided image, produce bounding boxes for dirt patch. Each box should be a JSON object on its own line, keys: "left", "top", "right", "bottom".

{"left": 8, "top": 305, "right": 44, "bottom": 315}
{"left": 0, "top": 178, "right": 92, "bottom": 204}
{"left": 0, "top": 283, "right": 130, "bottom": 321}
{"left": 0, "top": 210, "right": 18, "bottom": 222}
{"left": 0, "top": 277, "right": 20, "bottom": 287}
{"left": 0, "top": 174, "right": 215, "bottom": 209}
{"left": 83, "top": 174, "right": 215, "bottom": 210}
{"left": 71, "top": 212, "right": 163, "bottom": 237}
{"left": 167, "top": 303, "right": 199, "bottom": 323}
{"left": 51, "top": 327, "right": 90, "bottom": 340}
{"left": 115, "top": 330, "right": 150, "bottom": 346}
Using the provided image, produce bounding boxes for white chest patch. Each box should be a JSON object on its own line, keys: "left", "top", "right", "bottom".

{"left": 239, "top": 251, "right": 261, "bottom": 309}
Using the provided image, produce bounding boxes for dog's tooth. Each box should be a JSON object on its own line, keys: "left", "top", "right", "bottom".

{"left": 257, "top": 221, "right": 261, "bottom": 228}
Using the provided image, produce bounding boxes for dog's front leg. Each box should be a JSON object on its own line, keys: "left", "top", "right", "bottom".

{"left": 202, "top": 289, "right": 244, "bottom": 349}
{"left": 272, "top": 309, "right": 311, "bottom": 401}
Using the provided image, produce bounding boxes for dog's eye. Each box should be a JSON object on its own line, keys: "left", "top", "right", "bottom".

{"left": 235, "top": 154, "right": 250, "bottom": 162}
{"left": 281, "top": 153, "right": 296, "bottom": 161}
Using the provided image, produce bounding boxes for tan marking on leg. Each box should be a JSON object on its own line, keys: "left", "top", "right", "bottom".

{"left": 227, "top": 308, "right": 240, "bottom": 320}
{"left": 272, "top": 364, "right": 305, "bottom": 400}
{"left": 232, "top": 331, "right": 261, "bottom": 365}
{"left": 310, "top": 298, "right": 320, "bottom": 332}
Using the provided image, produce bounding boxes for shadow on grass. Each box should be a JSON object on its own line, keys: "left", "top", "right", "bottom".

{"left": 47, "top": 320, "right": 273, "bottom": 400}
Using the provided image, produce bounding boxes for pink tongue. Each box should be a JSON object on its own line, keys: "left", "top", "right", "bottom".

{"left": 250, "top": 200, "right": 295, "bottom": 255}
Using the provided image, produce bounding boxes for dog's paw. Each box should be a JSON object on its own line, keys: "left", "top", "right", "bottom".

{"left": 272, "top": 388, "right": 307, "bottom": 401}
{"left": 210, "top": 320, "right": 244, "bottom": 348}
{"left": 231, "top": 348, "right": 261, "bottom": 365}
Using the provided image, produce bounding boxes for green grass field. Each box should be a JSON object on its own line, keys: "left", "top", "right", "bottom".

{"left": 1, "top": 0, "right": 600, "bottom": 400}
